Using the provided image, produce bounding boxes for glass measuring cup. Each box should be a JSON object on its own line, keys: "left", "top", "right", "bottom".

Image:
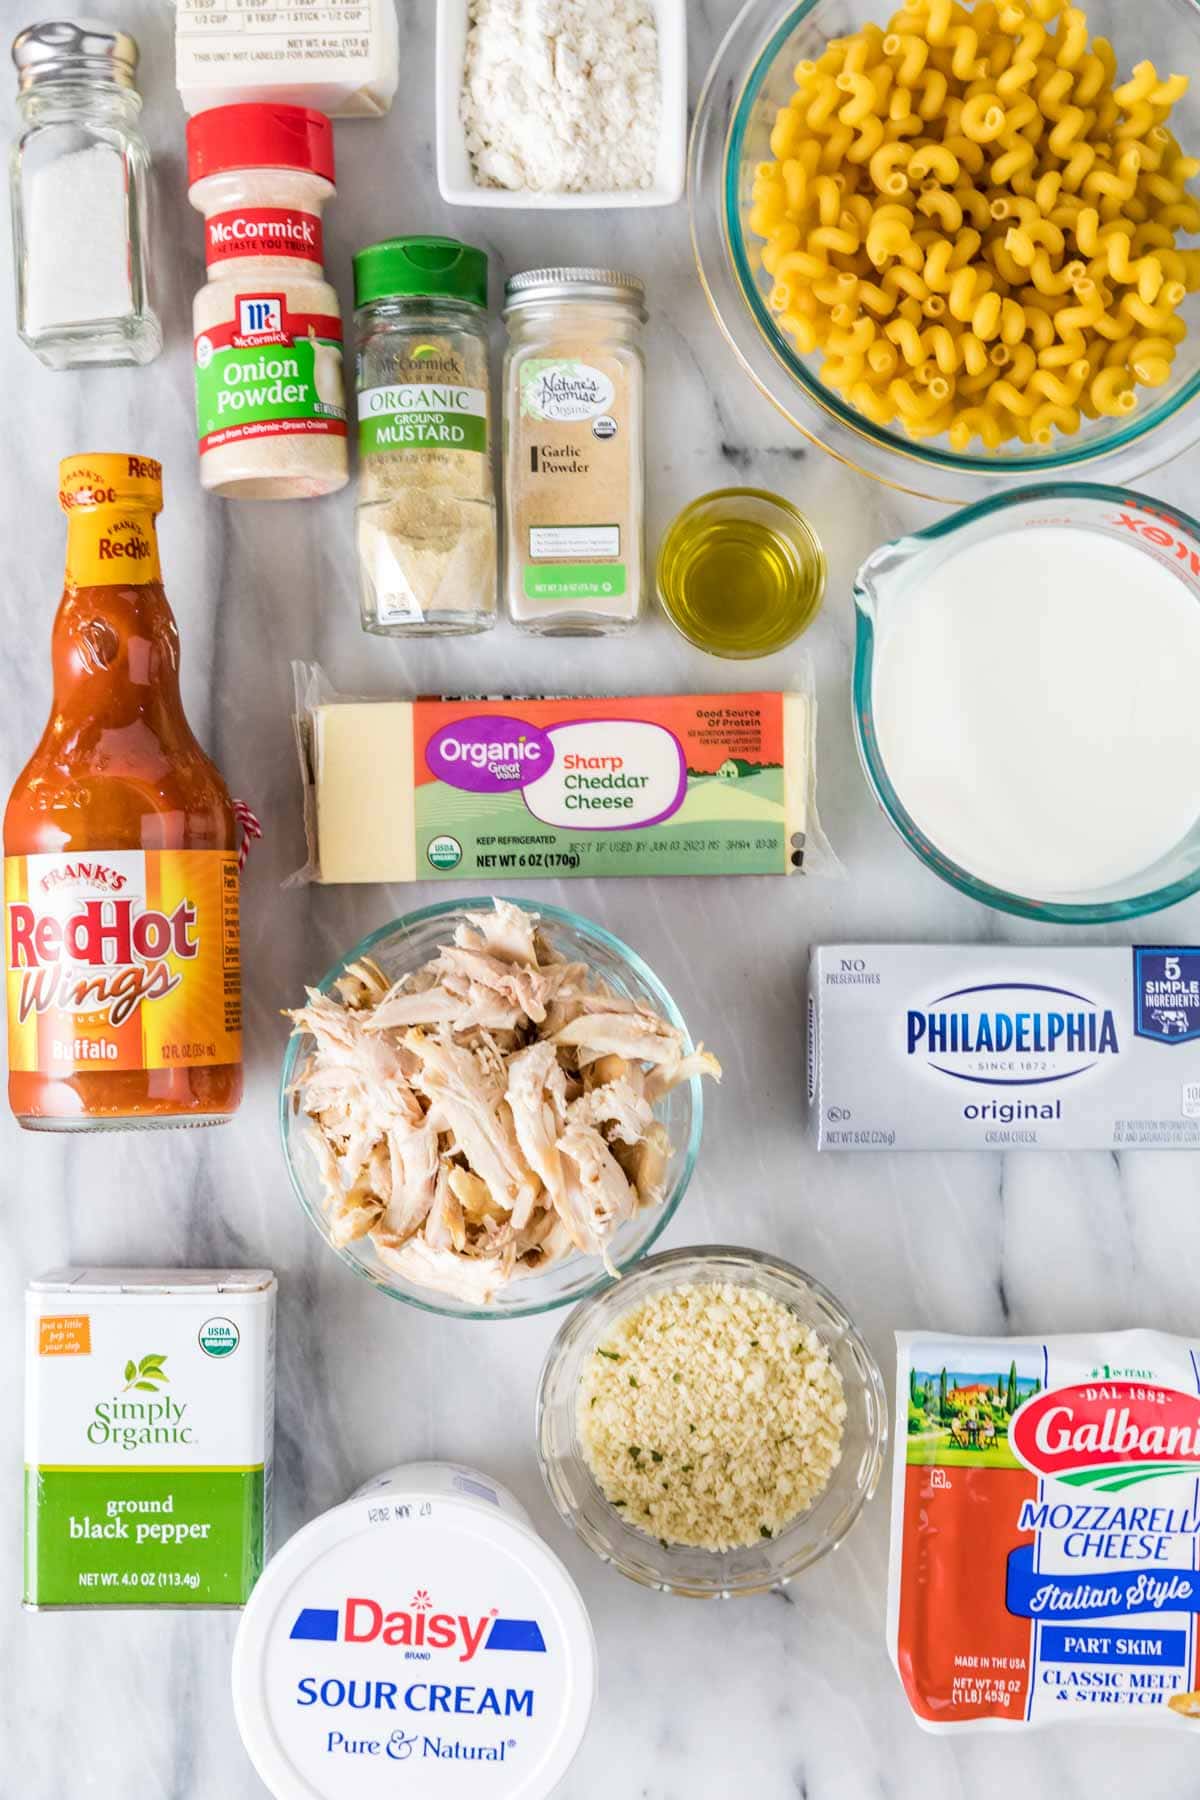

{"left": 853, "top": 484, "right": 1200, "bottom": 924}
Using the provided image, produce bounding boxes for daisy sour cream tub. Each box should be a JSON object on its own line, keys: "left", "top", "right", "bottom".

{"left": 232, "top": 1461, "right": 596, "bottom": 1797}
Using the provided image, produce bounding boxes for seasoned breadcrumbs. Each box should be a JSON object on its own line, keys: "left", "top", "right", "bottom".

{"left": 577, "top": 1281, "right": 847, "bottom": 1551}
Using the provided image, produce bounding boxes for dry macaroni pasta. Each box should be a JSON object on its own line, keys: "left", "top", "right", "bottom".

{"left": 750, "top": 0, "right": 1200, "bottom": 449}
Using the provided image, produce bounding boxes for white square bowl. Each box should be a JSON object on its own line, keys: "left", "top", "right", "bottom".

{"left": 436, "top": 0, "right": 687, "bottom": 209}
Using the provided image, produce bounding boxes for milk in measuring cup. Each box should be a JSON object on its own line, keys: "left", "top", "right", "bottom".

{"left": 867, "top": 506, "right": 1200, "bottom": 897}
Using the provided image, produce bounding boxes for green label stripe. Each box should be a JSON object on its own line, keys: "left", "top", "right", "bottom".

{"left": 1059, "top": 1461, "right": 1200, "bottom": 1492}
{"left": 359, "top": 382, "right": 486, "bottom": 456}
{"left": 414, "top": 775, "right": 788, "bottom": 879}
{"left": 360, "top": 411, "right": 486, "bottom": 454}
{"left": 25, "top": 1465, "right": 265, "bottom": 1606}
{"left": 524, "top": 562, "right": 627, "bottom": 601}
{"left": 195, "top": 335, "right": 344, "bottom": 439}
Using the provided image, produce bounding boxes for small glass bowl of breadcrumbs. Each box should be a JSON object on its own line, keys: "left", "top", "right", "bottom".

{"left": 536, "top": 1245, "right": 886, "bottom": 1596}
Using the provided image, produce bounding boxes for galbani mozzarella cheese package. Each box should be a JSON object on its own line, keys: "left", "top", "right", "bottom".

{"left": 889, "top": 1331, "right": 1200, "bottom": 1731}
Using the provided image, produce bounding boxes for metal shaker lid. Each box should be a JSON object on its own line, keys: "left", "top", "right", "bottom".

{"left": 12, "top": 19, "right": 139, "bottom": 91}
{"left": 504, "top": 267, "right": 646, "bottom": 312}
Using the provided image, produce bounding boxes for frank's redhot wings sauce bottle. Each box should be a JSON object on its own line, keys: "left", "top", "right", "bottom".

{"left": 4, "top": 455, "right": 243, "bottom": 1129}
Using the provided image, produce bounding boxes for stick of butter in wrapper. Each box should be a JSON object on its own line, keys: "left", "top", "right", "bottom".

{"left": 890, "top": 1329, "right": 1200, "bottom": 1732}
{"left": 292, "top": 667, "right": 829, "bottom": 884}
{"left": 808, "top": 945, "right": 1200, "bottom": 1151}
{"left": 174, "top": 0, "right": 399, "bottom": 117}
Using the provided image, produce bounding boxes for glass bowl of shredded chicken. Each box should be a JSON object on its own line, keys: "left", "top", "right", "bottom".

{"left": 280, "top": 898, "right": 719, "bottom": 1318}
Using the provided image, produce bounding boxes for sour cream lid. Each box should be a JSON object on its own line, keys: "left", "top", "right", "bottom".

{"left": 232, "top": 1468, "right": 597, "bottom": 1799}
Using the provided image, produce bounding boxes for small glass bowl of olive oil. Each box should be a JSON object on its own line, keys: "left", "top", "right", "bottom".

{"left": 656, "top": 487, "right": 826, "bottom": 657}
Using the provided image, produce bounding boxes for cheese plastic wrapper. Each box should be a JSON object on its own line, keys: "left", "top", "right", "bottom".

{"left": 289, "top": 661, "right": 837, "bottom": 885}
{"left": 889, "top": 1329, "right": 1200, "bottom": 1733}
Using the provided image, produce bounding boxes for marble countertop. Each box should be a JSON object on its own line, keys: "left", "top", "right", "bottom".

{"left": 6, "top": 1, "right": 1200, "bottom": 1795}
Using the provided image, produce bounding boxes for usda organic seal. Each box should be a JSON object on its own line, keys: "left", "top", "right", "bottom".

{"left": 427, "top": 835, "right": 463, "bottom": 871}
{"left": 232, "top": 1461, "right": 596, "bottom": 1799}
{"left": 199, "top": 1316, "right": 240, "bottom": 1358}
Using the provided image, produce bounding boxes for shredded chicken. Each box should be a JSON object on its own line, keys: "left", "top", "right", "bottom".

{"left": 286, "top": 900, "right": 721, "bottom": 1304}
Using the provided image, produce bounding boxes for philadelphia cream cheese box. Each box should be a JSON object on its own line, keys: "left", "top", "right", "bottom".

{"left": 24, "top": 1267, "right": 275, "bottom": 1609}
{"left": 808, "top": 946, "right": 1200, "bottom": 1151}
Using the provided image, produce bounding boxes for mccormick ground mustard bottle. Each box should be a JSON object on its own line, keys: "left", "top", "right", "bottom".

{"left": 3, "top": 455, "right": 244, "bottom": 1129}
{"left": 353, "top": 235, "right": 496, "bottom": 635}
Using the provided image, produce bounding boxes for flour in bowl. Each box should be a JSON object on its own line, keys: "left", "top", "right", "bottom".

{"left": 461, "top": 0, "right": 660, "bottom": 193}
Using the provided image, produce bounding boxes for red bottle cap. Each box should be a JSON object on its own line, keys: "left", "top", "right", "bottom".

{"left": 187, "top": 104, "right": 335, "bottom": 186}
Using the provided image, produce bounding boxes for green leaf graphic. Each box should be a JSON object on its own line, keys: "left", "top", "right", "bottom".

{"left": 121, "top": 1352, "right": 169, "bottom": 1392}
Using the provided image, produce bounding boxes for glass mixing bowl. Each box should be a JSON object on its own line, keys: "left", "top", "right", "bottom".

{"left": 853, "top": 481, "right": 1200, "bottom": 922}
{"left": 690, "top": 0, "right": 1200, "bottom": 502}
{"left": 536, "top": 1245, "right": 887, "bottom": 1597}
{"left": 279, "top": 899, "right": 704, "bottom": 1321}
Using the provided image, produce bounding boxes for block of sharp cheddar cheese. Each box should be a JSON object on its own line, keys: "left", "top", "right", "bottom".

{"left": 296, "top": 683, "right": 826, "bottom": 884}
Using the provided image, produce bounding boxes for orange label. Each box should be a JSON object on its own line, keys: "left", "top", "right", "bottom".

{"left": 5, "top": 849, "right": 241, "bottom": 1075}
{"left": 38, "top": 1314, "right": 91, "bottom": 1355}
{"left": 63, "top": 509, "right": 161, "bottom": 587}
{"left": 897, "top": 1465, "right": 1035, "bottom": 1725}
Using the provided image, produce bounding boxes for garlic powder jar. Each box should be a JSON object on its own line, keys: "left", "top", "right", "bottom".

{"left": 502, "top": 269, "right": 646, "bottom": 636}
{"left": 187, "top": 103, "right": 348, "bottom": 500}
{"left": 232, "top": 1460, "right": 596, "bottom": 1798}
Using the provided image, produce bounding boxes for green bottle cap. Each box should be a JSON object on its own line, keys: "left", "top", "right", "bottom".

{"left": 353, "top": 236, "right": 489, "bottom": 309}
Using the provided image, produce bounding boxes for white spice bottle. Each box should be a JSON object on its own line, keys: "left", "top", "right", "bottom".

{"left": 502, "top": 269, "right": 646, "bottom": 636}
{"left": 9, "top": 20, "right": 161, "bottom": 369}
{"left": 187, "top": 104, "right": 348, "bottom": 500}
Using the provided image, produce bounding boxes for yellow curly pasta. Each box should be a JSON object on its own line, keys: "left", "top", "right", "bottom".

{"left": 751, "top": 0, "right": 1199, "bottom": 450}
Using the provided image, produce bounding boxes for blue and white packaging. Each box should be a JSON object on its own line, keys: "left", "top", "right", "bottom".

{"left": 808, "top": 945, "right": 1200, "bottom": 1151}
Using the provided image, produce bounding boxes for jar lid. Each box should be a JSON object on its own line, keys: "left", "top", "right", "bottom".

{"left": 58, "top": 453, "right": 162, "bottom": 513}
{"left": 12, "top": 19, "right": 138, "bottom": 91}
{"left": 503, "top": 268, "right": 646, "bottom": 314}
{"left": 354, "top": 236, "right": 488, "bottom": 310}
{"left": 187, "top": 103, "right": 335, "bottom": 187}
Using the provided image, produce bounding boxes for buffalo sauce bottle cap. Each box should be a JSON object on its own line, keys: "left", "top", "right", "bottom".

{"left": 4, "top": 452, "right": 243, "bottom": 1130}
{"left": 59, "top": 452, "right": 163, "bottom": 586}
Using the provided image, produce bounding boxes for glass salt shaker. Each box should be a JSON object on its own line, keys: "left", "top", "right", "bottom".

{"left": 9, "top": 20, "right": 160, "bottom": 369}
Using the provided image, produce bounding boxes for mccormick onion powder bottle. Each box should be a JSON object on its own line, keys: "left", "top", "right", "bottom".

{"left": 187, "top": 103, "right": 348, "bottom": 501}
